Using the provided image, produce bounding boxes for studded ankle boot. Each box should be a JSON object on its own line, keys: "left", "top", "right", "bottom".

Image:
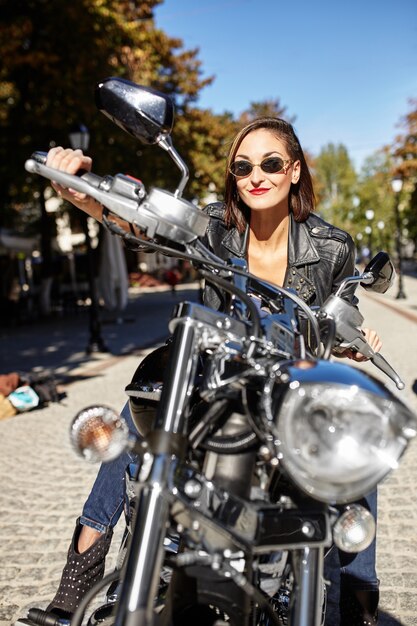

{"left": 340, "top": 579, "right": 379, "bottom": 626}
{"left": 46, "top": 518, "right": 113, "bottom": 618}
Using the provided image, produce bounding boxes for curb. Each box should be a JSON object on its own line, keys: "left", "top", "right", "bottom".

{"left": 361, "top": 290, "right": 417, "bottom": 325}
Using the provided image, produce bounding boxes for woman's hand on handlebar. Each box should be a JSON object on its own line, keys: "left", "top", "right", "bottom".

{"left": 46, "top": 147, "right": 103, "bottom": 221}
{"left": 344, "top": 327, "right": 383, "bottom": 362}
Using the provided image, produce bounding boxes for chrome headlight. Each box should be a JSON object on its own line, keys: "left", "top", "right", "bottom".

{"left": 276, "top": 361, "right": 416, "bottom": 504}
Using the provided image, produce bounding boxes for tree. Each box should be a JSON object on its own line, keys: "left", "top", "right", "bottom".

{"left": 391, "top": 99, "right": 417, "bottom": 251}
{"left": 0, "top": 0, "right": 212, "bottom": 226}
{"left": 355, "top": 149, "right": 398, "bottom": 254}
{"left": 0, "top": 0, "right": 219, "bottom": 315}
{"left": 393, "top": 99, "right": 417, "bottom": 178}
{"left": 173, "top": 107, "right": 238, "bottom": 201}
{"left": 313, "top": 143, "right": 357, "bottom": 228}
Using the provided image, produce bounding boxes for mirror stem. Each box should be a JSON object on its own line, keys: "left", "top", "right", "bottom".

{"left": 335, "top": 273, "right": 373, "bottom": 297}
{"left": 158, "top": 135, "right": 189, "bottom": 197}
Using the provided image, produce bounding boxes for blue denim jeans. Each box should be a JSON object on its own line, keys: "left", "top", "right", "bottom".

{"left": 80, "top": 402, "right": 138, "bottom": 533}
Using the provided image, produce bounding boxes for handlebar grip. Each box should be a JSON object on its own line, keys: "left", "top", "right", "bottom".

{"left": 30, "top": 151, "right": 103, "bottom": 189}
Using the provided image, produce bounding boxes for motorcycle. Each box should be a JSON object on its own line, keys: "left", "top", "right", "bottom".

{"left": 23, "top": 77, "right": 416, "bottom": 626}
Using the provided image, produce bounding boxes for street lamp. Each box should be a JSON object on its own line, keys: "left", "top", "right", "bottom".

{"left": 365, "top": 209, "right": 374, "bottom": 259}
{"left": 391, "top": 176, "right": 406, "bottom": 300}
{"left": 69, "top": 124, "right": 109, "bottom": 353}
{"left": 69, "top": 124, "right": 90, "bottom": 152}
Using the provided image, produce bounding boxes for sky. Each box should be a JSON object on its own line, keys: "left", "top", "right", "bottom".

{"left": 154, "top": 0, "right": 417, "bottom": 169}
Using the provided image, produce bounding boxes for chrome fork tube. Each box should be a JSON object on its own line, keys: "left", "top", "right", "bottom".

{"left": 114, "top": 455, "right": 171, "bottom": 626}
{"left": 114, "top": 320, "right": 199, "bottom": 626}
{"left": 291, "top": 546, "right": 324, "bottom": 626}
{"left": 155, "top": 319, "right": 199, "bottom": 434}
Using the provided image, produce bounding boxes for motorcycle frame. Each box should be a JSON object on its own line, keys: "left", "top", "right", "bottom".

{"left": 113, "top": 306, "right": 327, "bottom": 626}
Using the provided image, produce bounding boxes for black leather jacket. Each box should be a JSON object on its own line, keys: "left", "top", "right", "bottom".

{"left": 200, "top": 202, "right": 357, "bottom": 311}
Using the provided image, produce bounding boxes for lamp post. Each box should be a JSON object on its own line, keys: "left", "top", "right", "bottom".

{"left": 68, "top": 124, "right": 90, "bottom": 153}
{"left": 376, "top": 220, "right": 386, "bottom": 252}
{"left": 69, "top": 125, "right": 108, "bottom": 353}
{"left": 391, "top": 176, "right": 406, "bottom": 300}
{"left": 365, "top": 209, "right": 374, "bottom": 259}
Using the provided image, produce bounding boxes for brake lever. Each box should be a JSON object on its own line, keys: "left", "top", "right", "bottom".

{"left": 320, "top": 295, "right": 405, "bottom": 390}
{"left": 336, "top": 334, "right": 405, "bottom": 390}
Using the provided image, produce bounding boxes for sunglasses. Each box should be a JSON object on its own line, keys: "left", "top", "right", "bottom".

{"left": 229, "top": 156, "right": 293, "bottom": 177}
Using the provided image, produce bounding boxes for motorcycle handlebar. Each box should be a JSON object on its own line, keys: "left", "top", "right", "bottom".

{"left": 25, "top": 156, "right": 205, "bottom": 244}
{"left": 25, "top": 154, "right": 405, "bottom": 390}
{"left": 25, "top": 157, "right": 149, "bottom": 227}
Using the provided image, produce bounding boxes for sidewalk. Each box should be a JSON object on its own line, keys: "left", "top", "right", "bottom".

{"left": 1, "top": 275, "right": 417, "bottom": 625}
{"left": 360, "top": 267, "right": 417, "bottom": 325}
{"left": 357, "top": 270, "right": 417, "bottom": 411}
{"left": 0, "top": 284, "right": 201, "bottom": 384}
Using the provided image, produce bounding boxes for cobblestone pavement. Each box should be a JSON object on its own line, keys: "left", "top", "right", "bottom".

{"left": 1, "top": 276, "right": 417, "bottom": 626}
{"left": 353, "top": 274, "right": 417, "bottom": 626}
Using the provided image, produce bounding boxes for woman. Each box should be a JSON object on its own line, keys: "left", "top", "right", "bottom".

{"left": 42, "top": 117, "right": 381, "bottom": 625}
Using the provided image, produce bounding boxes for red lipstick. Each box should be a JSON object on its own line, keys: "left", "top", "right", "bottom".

{"left": 249, "top": 188, "right": 270, "bottom": 195}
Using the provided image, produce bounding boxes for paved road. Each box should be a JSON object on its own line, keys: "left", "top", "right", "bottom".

{"left": 351, "top": 275, "right": 417, "bottom": 626}
{"left": 0, "top": 285, "right": 201, "bottom": 378}
{"left": 0, "top": 276, "right": 416, "bottom": 625}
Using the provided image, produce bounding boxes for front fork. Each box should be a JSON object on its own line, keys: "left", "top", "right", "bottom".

{"left": 291, "top": 546, "right": 325, "bottom": 626}
{"left": 114, "top": 320, "right": 199, "bottom": 626}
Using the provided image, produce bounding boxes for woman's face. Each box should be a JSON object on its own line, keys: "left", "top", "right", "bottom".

{"left": 233, "top": 128, "right": 300, "bottom": 215}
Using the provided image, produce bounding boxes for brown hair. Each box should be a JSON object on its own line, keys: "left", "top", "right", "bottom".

{"left": 223, "top": 117, "right": 315, "bottom": 232}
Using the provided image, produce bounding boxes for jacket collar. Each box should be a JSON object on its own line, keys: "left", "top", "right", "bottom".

{"left": 220, "top": 212, "right": 321, "bottom": 267}
{"left": 287, "top": 213, "right": 321, "bottom": 267}
{"left": 220, "top": 222, "right": 249, "bottom": 258}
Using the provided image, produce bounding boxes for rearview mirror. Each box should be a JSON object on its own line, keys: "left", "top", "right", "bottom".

{"left": 95, "top": 77, "right": 174, "bottom": 144}
{"left": 361, "top": 252, "right": 395, "bottom": 294}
